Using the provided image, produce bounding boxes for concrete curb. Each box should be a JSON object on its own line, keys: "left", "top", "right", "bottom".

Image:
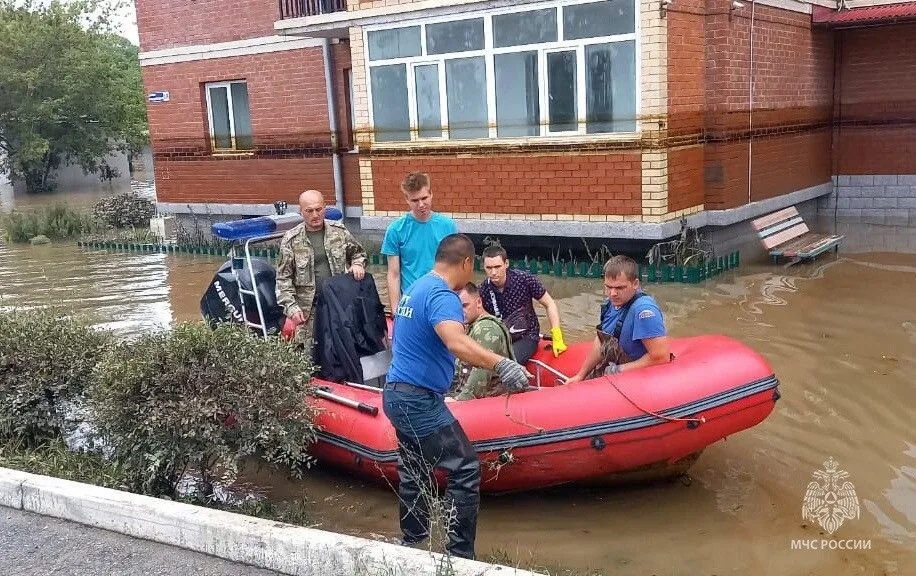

{"left": 0, "top": 468, "right": 539, "bottom": 576}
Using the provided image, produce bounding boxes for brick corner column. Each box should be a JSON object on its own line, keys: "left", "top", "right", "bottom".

{"left": 640, "top": 1, "right": 669, "bottom": 223}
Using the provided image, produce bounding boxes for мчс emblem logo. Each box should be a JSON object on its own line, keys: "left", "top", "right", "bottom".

{"left": 802, "top": 457, "right": 860, "bottom": 535}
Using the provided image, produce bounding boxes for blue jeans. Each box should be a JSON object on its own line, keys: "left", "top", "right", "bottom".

{"left": 383, "top": 386, "right": 455, "bottom": 440}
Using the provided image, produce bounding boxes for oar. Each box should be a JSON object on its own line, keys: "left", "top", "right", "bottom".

{"left": 314, "top": 386, "right": 379, "bottom": 416}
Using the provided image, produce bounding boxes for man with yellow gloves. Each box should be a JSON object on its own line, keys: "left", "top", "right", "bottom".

{"left": 478, "top": 246, "right": 567, "bottom": 365}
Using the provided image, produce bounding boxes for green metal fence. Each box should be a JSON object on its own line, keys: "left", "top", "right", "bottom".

{"left": 79, "top": 241, "right": 740, "bottom": 284}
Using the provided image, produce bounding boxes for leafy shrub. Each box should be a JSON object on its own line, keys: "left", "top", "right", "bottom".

{"left": 1, "top": 204, "right": 102, "bottom": 243}
{"left": 0, "top": 310, "right": 112, "bottom": 446}
{"left": 92, "top": 192, "right": 155, "bottom": 228}
{"left": 89, "top": 322, "right": 318, "bottom": 498}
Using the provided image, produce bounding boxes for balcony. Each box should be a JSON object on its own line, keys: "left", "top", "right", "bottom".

{"left": 278, "top": 0, "right": 347, "bottom": 20}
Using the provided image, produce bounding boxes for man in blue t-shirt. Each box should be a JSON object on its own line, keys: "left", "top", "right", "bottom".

{"left": 565, "top": 255, "right": 670, "bottom": 384}
{"left": 382, "top": 172, "right": 458, "bottom": 315}
{"left": 383, "top": 234, "right": 529, "bottom": 560}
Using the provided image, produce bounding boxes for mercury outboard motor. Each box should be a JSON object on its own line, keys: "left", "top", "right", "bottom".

{"left": 200, "top": 258, "right": 285, "bottom": 335}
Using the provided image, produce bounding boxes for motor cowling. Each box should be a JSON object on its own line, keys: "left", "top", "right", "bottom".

{"left": 200, "top": 258, "right": 285, "bottom": 336}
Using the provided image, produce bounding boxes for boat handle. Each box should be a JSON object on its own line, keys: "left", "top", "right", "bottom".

{"left": 527, "top": 359, "right": 569, "bottom": 385}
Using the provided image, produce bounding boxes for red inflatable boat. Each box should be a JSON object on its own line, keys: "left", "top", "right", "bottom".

{"left": 307, "top": 335, "right": 780, "bottom": 493}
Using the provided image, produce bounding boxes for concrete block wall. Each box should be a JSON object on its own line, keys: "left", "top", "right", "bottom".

{"left": 818, "top": 175, "right": 916, "bottom": 226}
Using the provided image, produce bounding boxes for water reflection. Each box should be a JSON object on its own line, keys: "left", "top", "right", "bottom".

{"left": 0, "top": 245, "right": 175, "bottom": 337}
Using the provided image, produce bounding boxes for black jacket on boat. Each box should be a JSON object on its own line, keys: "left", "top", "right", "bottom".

{"left": 314, "top": 273, "right": 387, "bottom": 384}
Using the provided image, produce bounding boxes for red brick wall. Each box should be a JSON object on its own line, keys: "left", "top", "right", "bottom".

{"left": 750, "top": 129, "right": 832, "bottom": 202}
{"left": 144, "top": 47, "right": 364, "bottom": 206}
{"left": 702, "top": 130, "right": 833, "bottom": 210}
{"left": 154, "top": 158, "right": 334, "bottom": 205}
{"left": 701, "top": 1, "right": 834, "bottom": 209}
{"left": 142, "top": 48, "right": 330, "bottom": 147}
{"left": 342, "top": 154, "right": 362, "bottom": 206}
{"left": 332, "top": 41, "right": 355, "bottom": 151}
{"left": 370, "top": 154, "right": 642, "bottom": 215}
{"left": 667, "top": 0, "right": 705, "bottom": 140}
{"left": 136, "top": 0, "right": 279, "bottom": 52}
{"left": 703, "top": 2, "right": 833, "bottom": 131}
{"left": 668, "top": 146, "right": 704, "bottom": 212}
{"left": 836, "top": 23, "right": 916, "bottom": 174}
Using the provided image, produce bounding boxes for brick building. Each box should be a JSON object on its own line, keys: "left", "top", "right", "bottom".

{"left": 137, "top": 0, "right": 916, "bottom": 242}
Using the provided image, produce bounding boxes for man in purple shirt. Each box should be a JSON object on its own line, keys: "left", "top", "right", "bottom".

{"left": 478, "top": 246, "right": 567, "bottom": 365}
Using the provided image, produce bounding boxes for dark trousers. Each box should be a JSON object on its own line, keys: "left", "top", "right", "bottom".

{"left": 383, "top": 388, "right": 480, "bottom": 559}
{"left": 512, "top": 338, "right": 539, "bottom": 366}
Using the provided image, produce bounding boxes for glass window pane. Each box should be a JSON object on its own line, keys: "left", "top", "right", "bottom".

{"left": 230, "top": 83, "right": 252, "bottom": 150}
{"left": 370, "top": 65, "right": 410, "bottom": 142}
{"left": 414, "top": 64, "right": 442, "bottom": 138}
{"left": 445, "top": 57, "right": 488, "bottom": 140}
{"left": 367, "top": 27, "right": 421, "bottom": 61}
{"left": 547, "top": 51, "right": 577, "bottom": 133}
{"left": 495, "top": 52, "right": 539, "bottom": 138}
{"left": 564, "top": 0, "right": 635, "bottom": 40}
{"left": 426, "top": 19, "right": 484, "bottom": 55}
{"left": 208, "top": 86, "right": 231, "bottom": 149}
{"left": 586, "top": 41, "right": 636, "bottom": 133}
{"left": 493, "top": 8, "right": 557, "bottom": 48}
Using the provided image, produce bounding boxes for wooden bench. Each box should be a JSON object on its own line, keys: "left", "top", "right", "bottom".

{"left": 752, "top": 206, "right": 844, "bottom": 263}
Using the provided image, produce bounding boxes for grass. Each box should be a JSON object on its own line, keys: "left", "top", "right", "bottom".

{"left": 0, "top": 438, "right": 123, "bottom": 489}
{"left": 1, "top": 204, "right": 104, "bottom": 243}
{"left": 0, "top": 438, "right": 313, "bottom": 527}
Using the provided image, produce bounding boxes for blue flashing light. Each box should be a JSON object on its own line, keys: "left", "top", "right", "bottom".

{"left": 211, "top": 207, "right": 343, "bottom": 241}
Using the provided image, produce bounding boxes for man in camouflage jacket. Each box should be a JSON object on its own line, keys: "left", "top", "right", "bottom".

{"left": 451, "top": 282, "right": 515, "bottom": 400}
{"left": 275, "top": 190, "right": 367, "bottom": 349}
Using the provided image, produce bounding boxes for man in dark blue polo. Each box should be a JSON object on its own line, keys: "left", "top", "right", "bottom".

{"left": 383, "top": 234, "right": 529, "bottom": 559}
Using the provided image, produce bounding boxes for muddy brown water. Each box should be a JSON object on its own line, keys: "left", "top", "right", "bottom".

{"left": 1, "top": 189, "right": 914, "bottom": 575}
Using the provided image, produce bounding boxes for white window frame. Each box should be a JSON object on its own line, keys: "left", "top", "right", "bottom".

{"left": 409, "top": 61, "right": 448, "bottom": 140}
{"left": 363, "top": 0, "right": 640, "bottom": 145}
{"left": 205, "top": 80, "right": 250, "bottom": 152}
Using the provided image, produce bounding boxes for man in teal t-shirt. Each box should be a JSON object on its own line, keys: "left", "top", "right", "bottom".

{"left": 382, "top": 172, "right": 457, "bottom": 315}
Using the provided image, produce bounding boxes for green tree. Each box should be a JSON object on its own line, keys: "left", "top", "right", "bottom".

{"left": 0, "top": 0, "right": 147, "bottom": 193}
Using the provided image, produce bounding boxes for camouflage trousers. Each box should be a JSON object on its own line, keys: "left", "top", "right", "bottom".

{"left": 291, "top": 306, "right": 317, "bottom": 357}
{"left": 586, "top": 330, "right": 632, "bottom": 380}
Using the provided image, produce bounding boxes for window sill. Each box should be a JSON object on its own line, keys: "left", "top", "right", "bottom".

{"left": 211, "top": 151, "right": 256, "bottom": 158}
{"left": 367, "top": 131, "right": 642, "bottom": 152}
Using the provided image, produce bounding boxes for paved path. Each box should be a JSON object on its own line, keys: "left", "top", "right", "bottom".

{"left": 0, "top": 507, "right": 284, "bottom": 576}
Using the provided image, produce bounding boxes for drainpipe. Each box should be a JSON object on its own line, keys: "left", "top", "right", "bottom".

{"left": 322, "top": 39, "right": 345, "bottom": 215}
{"left": 747, "top": 0, "right": 757, "bottom": 205}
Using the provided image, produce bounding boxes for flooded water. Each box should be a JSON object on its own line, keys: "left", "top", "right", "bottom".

{"left": 1, "top": 187, "right": 915, "bottom": 575}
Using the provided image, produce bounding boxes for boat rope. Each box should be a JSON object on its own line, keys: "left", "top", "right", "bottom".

{"left": 503, "top": 393, "right": 546, "bottom": 434}
{"left": 601, "top": 375, "right": 706, "bottom": 426}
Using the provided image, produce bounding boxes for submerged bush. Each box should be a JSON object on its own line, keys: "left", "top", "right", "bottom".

{"left": 0, "top": 310, "right": 112, "bottom": 446}
{"left": 1, "top": 204, "right": 103, "bottom": 243}
{"left": 92, "top": 192, "right": 155, "bottom": 228}
{"left": 89, "top": 322, "right": 318, "bottom": 498}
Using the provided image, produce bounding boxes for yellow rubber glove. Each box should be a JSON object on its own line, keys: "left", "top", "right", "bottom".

{"left": 551, "top": 327, "right": 568, "bottom": 357}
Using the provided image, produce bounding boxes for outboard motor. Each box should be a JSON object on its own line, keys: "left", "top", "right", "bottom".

{"left": 200, "top": 257, "right": 285, "bottom": 335}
